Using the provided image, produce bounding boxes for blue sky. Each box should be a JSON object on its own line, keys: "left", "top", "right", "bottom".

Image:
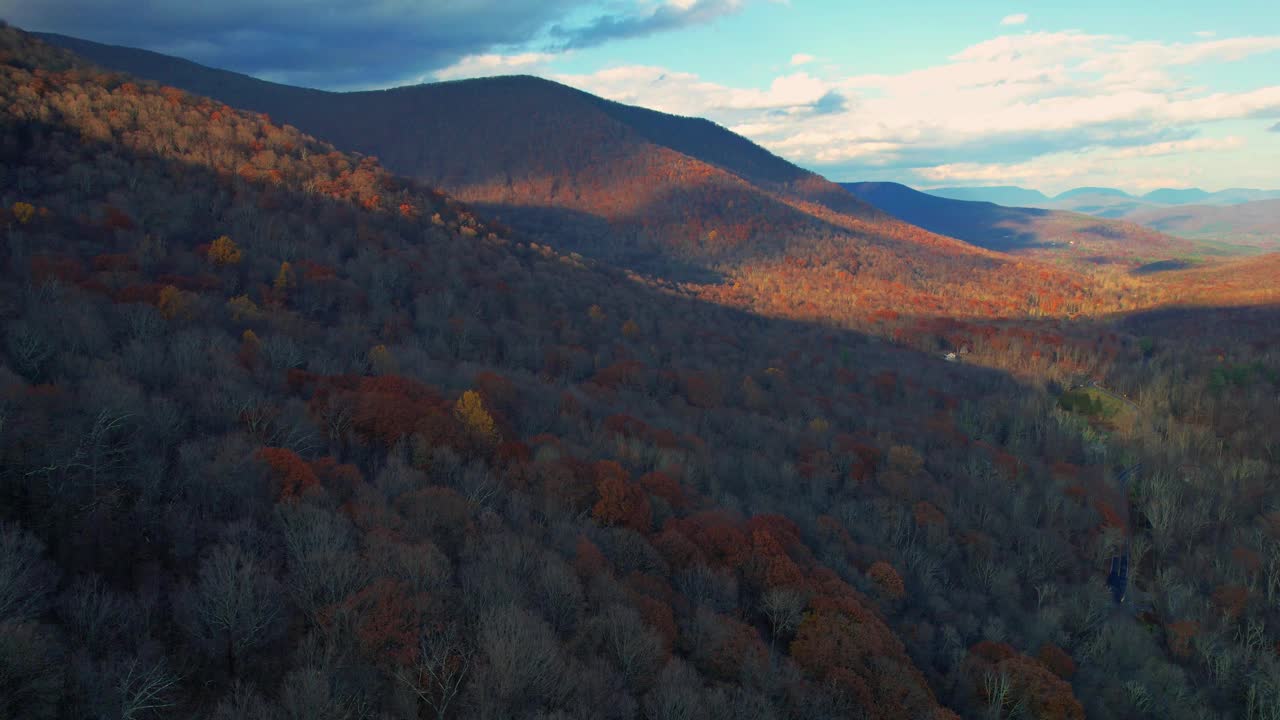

{"left": 6, "top": 0, "right": 1279, "bottom": 193}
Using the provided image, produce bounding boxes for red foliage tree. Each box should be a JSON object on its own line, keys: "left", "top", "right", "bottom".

{"left": 256, "top": 447, "right": 319, "bottom": 500}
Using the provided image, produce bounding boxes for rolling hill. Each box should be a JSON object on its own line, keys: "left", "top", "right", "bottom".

{"left": 926, "top": 185, "right": 1280, "bottom": 210}
{"left": 921, "top": 183, "right": 1280, "bottom": 248}
{"left": 1124, "top": 199, "right": 1280, "bottom": 250}
{"left": 842, "top": 181, "right": 1198, "bottom": 262}
{"left": 1141, "top": 188, "right": 1212, "bottom": 205}
{"left": 923, "top": 185, "right": 1052, "bottom": 206}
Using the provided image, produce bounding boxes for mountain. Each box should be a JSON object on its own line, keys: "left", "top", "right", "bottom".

{"left": 3, "top": 24, "right": 970, "bottom": 719}
{"left": 1054, "top": 186, "right": 1135, "bottom": 200}
{"left": 924, "top": 185, "right": 1052, "bottom": 206}
{"left": 36, "top": 30, "right": 1114, "bottom": 321}
{"left": 1141, "top": 188, "right": 1211, "bottom": 204}
{"left": 842, "top": 181, "right": 1197, "bottom": 260}
{"left": 36, "top": 32, "right": 870, "bottom": 262}
{"left": 1198, "top": 188, "right": 1280, "bottom": 205}
{"left": 1124, "top": 199, "right": 1280, "bottom": 249}
{"left": 8, "top": 23, "right": 1280, "bottom": 720}
{"left": 921, "top": 182, "right": 1279, "bottom": 246}
{"left": 1142, "top": 188, "right": 1280, "bottom": 207}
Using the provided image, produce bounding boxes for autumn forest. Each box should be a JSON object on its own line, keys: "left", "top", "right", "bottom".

{"left": 1, "top": 21, "right": 1279, "bottom": 720}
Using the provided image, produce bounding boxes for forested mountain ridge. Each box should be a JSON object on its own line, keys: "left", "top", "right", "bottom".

{"left": 3, "top": 22, "right": 1280, "bottom": 720}
{"left": 0, "top": 24, "right": 1041, "bottom": 719}
{"left": 37, "top": 29, "right": 1113, "bottom": 313}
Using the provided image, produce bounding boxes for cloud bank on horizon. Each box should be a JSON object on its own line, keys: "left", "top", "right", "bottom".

{"left": 6, "top": 0, "right": 1279, "bottom": 193}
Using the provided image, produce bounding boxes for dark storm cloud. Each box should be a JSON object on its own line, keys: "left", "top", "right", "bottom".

{"left": 0, "top": 0, "right": 736, "bottom": 89}
{"left": 550, "top": 0, "right": 745, "bottom": 50}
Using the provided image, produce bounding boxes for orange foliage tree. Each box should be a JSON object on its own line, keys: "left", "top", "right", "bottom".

{"left": 207, "top": 235, "right": 242, "bottom": 265}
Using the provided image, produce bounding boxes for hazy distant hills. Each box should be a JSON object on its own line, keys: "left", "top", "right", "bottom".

{"left": 842, "top": 182, "right": 1197, "bottom": 259}
{"left": 928, "top": 184, "right": 1280, "bottom": 208}
{"left": 1124, "top": 199, "right": 1280, "bottom": 249}
{"left": 925, "top": 184, "right": 1280, "bottom": 249}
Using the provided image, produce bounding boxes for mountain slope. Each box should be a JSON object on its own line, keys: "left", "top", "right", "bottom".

{"left": 5, "top": 24, "right": 974, "bottom": 719}
{"left": 1141, "top": 188, "right": 1212, "bottom": 204}
{"left": 8, "top": 24, "right": 1280, "bottom": 720}
{"left": 37, "top": 33, "right": 876, "bottom": 259}
{"left": 924, "top": 185, "right": 1052, "bottom": 206}
{"left": 1124, "top": 199, "right": 1280, "bottom": 250}
{"left": 1054, "top": 186, "right": 1135, "bottom": 201}
{"left": 842, "top": 181, "right": 1198, "bottom": 261}
{"left": 36, "top": 30, "right": 1117, "bottom": 320}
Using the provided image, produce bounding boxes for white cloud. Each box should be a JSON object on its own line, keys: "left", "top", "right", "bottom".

{"left": 1000, "top": 13, "right": 1028, "bottom": 26}
{"left": 1107, "top": 136, "right": 1243, "bottom": 158}
{"left": 434, "top": 52, "right": 560, "bottom": 81}
{"left": 791, "top": 53, "right": 816, "bottom": 65}
{"left": 554, "top": 29, "right": 1280, "bottom": 190}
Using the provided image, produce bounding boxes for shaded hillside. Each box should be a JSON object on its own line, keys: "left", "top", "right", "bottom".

{"left": 1048, "top": 193, "right": 1152, "bottom": 218}
{"left": 924, "top": 185, "right": 1052, "bottom": 206}
{"left": 0, "top": 24, "right": 1093, "bottom": 720}
{"left": 37, "top": 33, "right": 877, "bottom": 261}
{"left": 842, "top": 181, "right": 1198, "bottom": 262}
{"left": 1124, "top": 199, "right": 1280, "bottom": 250}
{"left": 7, "top": 24, "right": 1280, "bottom": 720}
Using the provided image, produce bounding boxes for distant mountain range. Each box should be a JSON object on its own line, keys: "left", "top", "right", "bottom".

{"left": 928, "top": 185, "right": 1280, "bottom": 208}
{"left": 1123, "top": 199, "right": 1280, "bottom": 249}
{"left": 923, "top": 184, "right": 1280, "bottom": 249}
{"left": 841, "top": 182, "right": 1198, "bottom": 259}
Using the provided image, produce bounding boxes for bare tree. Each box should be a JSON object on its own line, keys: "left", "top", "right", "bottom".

{"left": 393, "top": 621, "right": 473, "bottom": 720}
{"left": 642, "top": 659, "right": 707, "bottom": 720}
{"left": 476, "top": 604, "right": 565, "bottom": 713}
{"left": 0, "top": 522, "right": 55, "bottom": 622}
{"left": 760, "top": 587, "right": 806, "bottom": 656}
{"left": 59, "top": 574, "right": 139, "bottom": 655}
{"left": 177, "top": 544, "right": 284, "bottom": 678}
{"left": 599, "top": 604, "right": 664, "bottom": 692}
{"left": 276, "top": 503, "right": 367, "bottom": 619}
{"left": 115, "top": 655, "right": 179, "bottom": 720}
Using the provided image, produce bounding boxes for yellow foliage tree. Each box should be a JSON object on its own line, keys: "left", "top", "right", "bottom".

{"left": 208, "top": 235, "right": 242, "bottom": 266}
{"left": 588, "top": 304, "right": 606, "bottom": 322}
{"left": 274, "top": 261, "right": 296, "bottom": 292}
{"left": 621, "top": 319, "right": 640, "bottom": 338}
{"left": 11, "top": 202, "right": 35, "bottom": 225}
{"left": 227, "top": 295, "right": 259, "bottom": 321}
{"left": 157, "top": 285, "right": 192, "bottom": 320}
{"left": 454, "top": 390, "right": 499, "bottom": 447}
